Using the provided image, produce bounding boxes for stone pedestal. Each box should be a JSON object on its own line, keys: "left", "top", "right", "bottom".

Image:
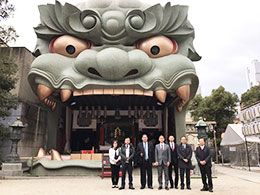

{"left": 193, "top": 162, "right": 216, "bottom": 176}
{"left": 191, "top": 152, "right": 216, "bottom": 176}
{"left": 1, "top": 163, "right": 23, "bottom": 177}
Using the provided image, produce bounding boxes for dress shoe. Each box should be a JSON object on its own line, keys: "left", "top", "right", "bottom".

{"left": 158, "top": 186, "right": 162, "bottom": 190}
{"left": 201, "top": 188, "right": 209, "bottom": 191}
{"left": 115, "top": 185, "right": 119, "bottom": 188}
{"left": 170, "top": 186, "right": 174, "bottom": 189}
{"left": 148, "top": 186, "right": 153, "bottom": 189}
{"left": 187, "top": 186, "right": 191, "bottom": 190}
{"left": 119, "top": 186, "right": 124, "bottom": 190}
{"left": 165, "top": 187, "right": 169, "bottom": 190}
{"left": 181, "top": 186, "right": 184, "bottom": 190}
{"left": 175, "top": 186, "right": 178, "bottom": 189}
{"left": 129, "top": 186, "right": 135, "bottom": 190}
{"left": 112, "top": 185, "right": 116, "bottom": 188}
{"left": 209, "top": 188, "right": 213, "bottom": 192}
{"left": 140, "top": 186, "right": 145, "bottom": 189}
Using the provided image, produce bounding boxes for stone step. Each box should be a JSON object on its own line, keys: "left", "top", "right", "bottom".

{"left": 2, "top": 163, "right": 22, "bottom": 171}
{"left": 2, "top": 170, "right": 23, "bottom": 177}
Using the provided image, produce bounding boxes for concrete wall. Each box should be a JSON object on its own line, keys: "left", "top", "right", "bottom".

{"left": 0, "top": 47, "right": 55, "bottom": 161}
{"left": 0, "top": 47, "right": 38, "bottom": 104}
{"left": 18, "top": 103, "right": 48, "bottom": 157}
{"left": 1, "top": 102, "right": 60, "bottom": 161}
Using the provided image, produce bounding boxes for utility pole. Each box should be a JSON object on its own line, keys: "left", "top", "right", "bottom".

{"left": 213, "top": 129, "right": 218, "bottom": 163}
{"left": 244, "top": 135, "right": 251, "bottom": 171}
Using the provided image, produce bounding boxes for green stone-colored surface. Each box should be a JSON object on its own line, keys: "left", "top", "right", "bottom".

{"left": 27, "top": 0, "right": 201, "bottom": 146}
{"left": 27, "top": 158, "right": 102, "bottom": 176}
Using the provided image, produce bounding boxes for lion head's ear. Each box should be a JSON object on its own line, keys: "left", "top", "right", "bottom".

{"left": 33, "top": 49, "right": 41, "bottom": 57}
{"left": 33, "top": 38, "right": 51, "bottom": 57}
{"left": 188, "top": 49, "right": 202, "bottom": 62}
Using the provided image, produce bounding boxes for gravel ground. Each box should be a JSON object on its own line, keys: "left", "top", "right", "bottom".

{"left": 0, "top": 166, "right": 260, "bottom": 195}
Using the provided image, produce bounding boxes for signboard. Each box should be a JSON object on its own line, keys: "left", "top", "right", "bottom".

{"left": 229, "top": 146, "right": 236, "bottom": 152}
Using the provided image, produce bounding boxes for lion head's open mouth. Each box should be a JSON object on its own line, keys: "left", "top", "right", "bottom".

{"left": 37, "top": 84, "right": 191, "bottom": 113}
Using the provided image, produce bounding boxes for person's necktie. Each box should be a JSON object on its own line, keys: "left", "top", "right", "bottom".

{"left": 161, "top": 144, "right": 163, "bottom": 151}
{"left": 144, "top": 143, "right": 146, "bottom": 158}
{"left": 201, "top": 147, "right": 205, "bottom": 160}
{"left": 145, "top": 143, "right": 148, "bottom": 160}
{"left": 171, "top": 143, "right": 174, "bottom": 151}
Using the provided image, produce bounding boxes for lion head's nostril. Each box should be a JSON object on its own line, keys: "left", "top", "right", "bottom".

{"left": 124, "top": 69, "right": 139, "bottom": 78}
{"left": 88, "top": 68, "right": 102, "bottom": 77}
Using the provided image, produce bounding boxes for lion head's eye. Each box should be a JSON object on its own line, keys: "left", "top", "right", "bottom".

{"left": 136, "top": 35, "right": 178, "bottom": 58}
{"left": 50, "top": 35, "right": 92, "bottom": 58}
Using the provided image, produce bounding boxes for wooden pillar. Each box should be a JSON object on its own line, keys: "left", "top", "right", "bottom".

{"left": 131, "top": 126, "right": 135, "bottom": 147}
{"left": 64, "top": 106, "right": 72, "bottom": 153}
{"left": 163, "top": 107, "right": 169, "bottom": 141}
{"left": 168, "top": 107, "right": 176, "bottom": 139}
{"left": 174, "top": 104, "right": 188, "bottom": 144}
{"left": 100, "top": 126, "right": 104, "bottom": 146}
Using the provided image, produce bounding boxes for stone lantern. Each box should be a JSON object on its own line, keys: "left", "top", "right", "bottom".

{"left": 196, "top": 117, "right": 208, "bottom": 140}
{"left": 5, "top": 117, "right": 25, "bottom": 163}
{"left": 2, "top": 117, "right": 24, "bottom": 177}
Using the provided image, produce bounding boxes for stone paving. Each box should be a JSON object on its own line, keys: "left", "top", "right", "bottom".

{"left": 0, "top": 165, "right": 260, "bottom": 195}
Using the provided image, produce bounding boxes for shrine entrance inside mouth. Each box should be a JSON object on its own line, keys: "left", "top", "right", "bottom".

{"left": 57, "top": 94, "right": 177, "bottom": 153}
{"left": 71, "top": 129, "right": 97, "bottom": 151}
{"left": 101, "top": 116, "right": 137, "bottom": 147}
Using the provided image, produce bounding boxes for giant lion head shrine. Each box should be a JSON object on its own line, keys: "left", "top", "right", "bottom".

{"left": 3, "top": 0, "right": 202, "bottom": 176}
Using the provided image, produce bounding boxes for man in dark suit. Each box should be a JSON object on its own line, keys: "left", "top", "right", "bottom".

{"left": 155, "top": 135, "right": 171, "bottom": 190}
{"left": 177, "top": 136, "right": 192, "bottom": 190}
{"left": 136, "top": 134, "right": 154, "bottom": 189}
{"left": 168, "top": 135, "right": 179, "bottom": 189}
{"left": 119, "top": 137, "right": 135, "bottom": 190}
{"left": 195, "top": 138, "right": 213, "bottom": 192}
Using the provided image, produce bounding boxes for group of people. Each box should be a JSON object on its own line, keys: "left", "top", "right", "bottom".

{"left": 108, "top": 134, "right": 213, "bottom": 192}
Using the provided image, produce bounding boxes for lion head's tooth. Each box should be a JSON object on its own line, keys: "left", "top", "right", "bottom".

{"left": 60, "top": 89, "right": 72, "bottom": 102}
{"left": 155, "top": 90, "right": 167, "bottom": 103}
{"left": 37, "top": 84, "right": 52, "bottom": 101}
{"left": 176, "top": 85, "right": 190, "bottom": 112}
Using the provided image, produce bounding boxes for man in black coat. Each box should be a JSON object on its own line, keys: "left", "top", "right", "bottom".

{"left": 168, "top": 135, "right": 179, "bottom": 189}
{"left": 136, "top": 134, "right": 154, "bottom": 189}
{"left": 119, "top": 137, "right": 135, "bottom": 190}
{"left": 177, "top": 136, "right": 192, "bottom": 190}
{"left": 195, "top": 138, "right": 213, "bottom": 192}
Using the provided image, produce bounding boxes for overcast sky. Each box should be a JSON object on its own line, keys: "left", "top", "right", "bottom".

{"left": 3, "top": 0, "right": 260, "bottom": 98}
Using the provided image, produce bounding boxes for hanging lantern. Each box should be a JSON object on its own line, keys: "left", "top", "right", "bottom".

{"left": 115, "top": 108, "right": 121, "bottom": 120}
{"left": 128, "top": 106, "right": 131, "bottom": 118}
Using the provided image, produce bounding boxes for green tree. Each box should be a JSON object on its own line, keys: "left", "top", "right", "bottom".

{"left": 241, "top": 85, "right": 260, "bottom": 107}
{"left": 0, "top": 57, "right": 18, "bottom": 163}
{"left": 188, "top": 86, "right": 239, "bottom": 131}
{"left": 0, "top": 25, "right": 18, "bottom": 44}
{"left": 0, "top": 57, "right": 17, "bottom": 116}
{"left": 0, "top": 0, "right": 18, "bottom": 163}
{"left": 0, "top": 0, "right": 18, "bottom": 44}
{"left": 188, "top": 94, "right": 203, "bottom": 119}
{"left": 0, "top": 0, "right": 15, "bottom": 20}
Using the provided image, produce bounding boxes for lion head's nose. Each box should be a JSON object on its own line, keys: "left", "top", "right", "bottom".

{"left": 74, "top": 48, "right": 153, "bottom": 81}
{"left": 96, "top": 48, "right": 136, "bottom": 80}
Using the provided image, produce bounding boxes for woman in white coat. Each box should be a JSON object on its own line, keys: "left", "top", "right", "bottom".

{"left": 109, "top": 139, "right": 121, "bottom": 188}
